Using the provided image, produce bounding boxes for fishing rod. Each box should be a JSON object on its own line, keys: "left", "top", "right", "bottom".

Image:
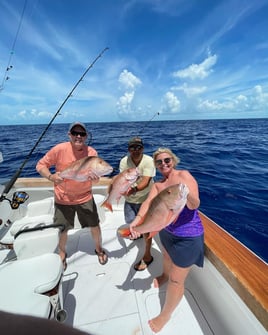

{"left": 138, "top": 111, "right": 160, "bottom": 135}
{"left": 0, "top": 47, "right": 109, "bottom": 201}
{"left": 110, "top": 111, "right": 160, "bottom": 176}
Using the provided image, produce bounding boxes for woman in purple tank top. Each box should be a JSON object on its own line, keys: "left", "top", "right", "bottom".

{"left": 130, "top": 147, "right": 204, "bottom": 333}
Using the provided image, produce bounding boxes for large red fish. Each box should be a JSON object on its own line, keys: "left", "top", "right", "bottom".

{"left": 60, "top": 156, "right": 113, "bottom": 182}
{"left": 118, "top": 183, "right": 189, "bottom": 238}
{"left": 101, "top": 167, "right": 140, "bottom": 212}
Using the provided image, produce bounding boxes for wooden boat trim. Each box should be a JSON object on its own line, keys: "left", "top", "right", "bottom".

{"left": 200, "top": 211, "right": 268, "bottom": 330}
{"left": 13, "top": 177, "right": 112, "bottom": 188}
{"left": 13, "top": 178, "right": 268, "bottom": 330}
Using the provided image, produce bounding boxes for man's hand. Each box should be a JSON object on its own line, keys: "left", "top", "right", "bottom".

{"left": 50, "top": 172, "right": 64, "bottom": 184}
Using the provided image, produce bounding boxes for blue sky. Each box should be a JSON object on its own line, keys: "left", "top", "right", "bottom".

{"left": 0, "top": 0, "right": 268, "bottom": 125}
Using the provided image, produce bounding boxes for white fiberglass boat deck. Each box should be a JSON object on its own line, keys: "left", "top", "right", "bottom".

{"left": 0, "top": 178, "right": 267, "bottom": 335}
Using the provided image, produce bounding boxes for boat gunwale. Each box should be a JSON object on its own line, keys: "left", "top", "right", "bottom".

{"left": 199, "top": 212, "right": 268, "bottom": 330}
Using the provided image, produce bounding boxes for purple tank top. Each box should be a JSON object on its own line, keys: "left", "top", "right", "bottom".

{"left": 165, "top": 206, "right": 204, "bottom": 237}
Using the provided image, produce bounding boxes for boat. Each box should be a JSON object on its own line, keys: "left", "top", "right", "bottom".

{"left": 0, "top": 177, "right": 267, "bottom": 335}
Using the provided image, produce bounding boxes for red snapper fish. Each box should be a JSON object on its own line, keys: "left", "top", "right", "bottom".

{"left": 118, "top": 183, "right": 189, "bottom": 238}
{"left": 60, "top": 156, "right": 113, "bottom": 182}
{"left": 101, "top": 167, "right": 140, "bottom": 212}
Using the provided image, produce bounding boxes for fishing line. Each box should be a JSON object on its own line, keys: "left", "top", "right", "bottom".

{"left": 138, "top": 111, "right": 160, "bottom": 135}
{"left": 110, "top": 111, "right": 160, "bottom": 175}
{"left": 0, "top": 0, "right": 28, "bottom": 91}
{"left": 126, "top": 111, "right": 160, "bottom": 146}
{"left": 0, "top": 47, "right": 109, "bottom": 200}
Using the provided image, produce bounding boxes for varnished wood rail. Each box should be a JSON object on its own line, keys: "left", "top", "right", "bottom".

{"left": 200, "top": 211, "right": 268, "bottom": 330}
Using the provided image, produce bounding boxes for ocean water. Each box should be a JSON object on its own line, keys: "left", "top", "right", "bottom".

{"left": 0, "top": 119, "right": 267, "bottom": 262}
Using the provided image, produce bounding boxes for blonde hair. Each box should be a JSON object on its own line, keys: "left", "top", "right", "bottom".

{"left": 153, "top": 147, "right": 180, "bottom": 166}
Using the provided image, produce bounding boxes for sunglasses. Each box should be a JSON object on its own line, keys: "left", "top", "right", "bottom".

{"left": 71, "top": 130, "right": 87, "bottom": 137}
{"left": 129, "top": 145, "right": 143, "bottom": 151}
{"left": 155, "top": 157, "right": 172, "bottom": 166}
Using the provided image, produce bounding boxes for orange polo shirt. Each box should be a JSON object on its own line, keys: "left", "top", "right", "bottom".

{"left": 36, "top": 142, "right": 97, "bottom": 205}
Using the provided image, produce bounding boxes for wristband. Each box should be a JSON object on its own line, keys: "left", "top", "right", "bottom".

{"left": 48, "top": 174, "right": 52, "bottom": 181}
{"left": 131, "top": 186, "right": 137, "bottom": 194}
{"left": 131, "top": 182, "right": 138, "bottom": 194}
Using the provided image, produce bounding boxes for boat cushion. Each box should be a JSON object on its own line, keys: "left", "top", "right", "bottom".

{"left": 26, "top": 197, "right": 54, "bottom": 216}
{"left": 0, "top": 253, "right": 63, "bottom": 318}
{"left": 0, "top": 197, "right": 55, "bottom": 245}
{"left": 0, "top": 214, "right": 54, "bottom": 244}
{"left": 14, "top": 228, "right": 60, "bottom": 260}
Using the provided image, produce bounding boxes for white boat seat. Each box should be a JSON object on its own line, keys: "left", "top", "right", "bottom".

{"left": 14, "top": 227, "right": 60, "bottom": 260}
{"left": 0, "top": 197, "right": 54, "bottom": 245}
{"left": 25, "top": 196, "right": 54, "bottom": 216}
{"left": 0, "top": 253, "right": 63, "bottom": 318}
{"left": 0, "top": 214, "right": 54, "bottom": 245}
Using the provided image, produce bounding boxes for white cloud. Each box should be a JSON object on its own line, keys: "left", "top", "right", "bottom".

{"left": 161, "top": 91, "right": 181, "bottom": 114}
{"left": 173, "top": 55, "right": 218, "bottom": 80}
{"left": 18, "top": 110, "right": 27, "bottom": 118}
{"left": 118, "top": 69, "right": 142, "bottom": 91}
{"left": 116, "top": 91, "right": 135, "bottom": 116}
{"left": 116, "top": 70, "right": 142, "bottom": 118}
{"left": 197, "top": 85, "right": 268, "bottom": 114}
{"left": 250, "top": 85, "right": 268, "bottom": 109}
{"left": 172, "top": 83, "right": 207, "bottom": 97}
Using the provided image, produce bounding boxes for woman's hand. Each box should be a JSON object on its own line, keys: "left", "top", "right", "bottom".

{"left": 179, "top": 183, "right": 189, "bottom": 200}
{"left": 129, "top": 216, "right": 142, "bottom": 239}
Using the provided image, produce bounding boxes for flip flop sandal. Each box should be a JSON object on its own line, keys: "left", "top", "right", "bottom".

{"left": 134, "top": 257, "right": 154, "bottom": 271}
{"left": 95, "top": 249, "right": 108, "bottom": 265}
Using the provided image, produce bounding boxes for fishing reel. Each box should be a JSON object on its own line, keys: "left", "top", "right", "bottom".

{"left": 1, "top": 191, "right": 29, "bottom": 209}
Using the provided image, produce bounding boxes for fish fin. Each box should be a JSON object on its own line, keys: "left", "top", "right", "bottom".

{"left": 164, "top": 210, "right": 178, "bottom": 225}
{"left": 60, "top": 171, "right": 76, "bottom": 179}
{"left": 170, "top": 214, "right": 179, "bottom": 224}
{"left": 116, "top": 193, "right": 123, "bottom": 204}
{"left": 101, "top": 200, "right": 113, "bottom": 212}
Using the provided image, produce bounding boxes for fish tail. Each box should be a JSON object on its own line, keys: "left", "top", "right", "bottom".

{"left": 118, "top": 216, "right": 143, "bottom": 239}
{"left": 101, "top": 200, "right": 113, "bottom": 212}
{"left": 118, "top": 227, "right": 131, "bottom": 238}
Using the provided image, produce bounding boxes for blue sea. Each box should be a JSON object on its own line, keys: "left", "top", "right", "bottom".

{"left": 0, "top": 119, "right": 267, "bottom": 262}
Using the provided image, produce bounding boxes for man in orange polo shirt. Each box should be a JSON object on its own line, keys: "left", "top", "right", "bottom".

{"left": 36, "top": 122, "right": 108, "bottom": 268}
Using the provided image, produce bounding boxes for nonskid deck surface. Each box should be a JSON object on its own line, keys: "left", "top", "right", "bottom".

{"left": 62, "top": 209, "right": 207, "bottom": 335}
{"left": 1, "top": 183, "right": 266, "bottom": 335}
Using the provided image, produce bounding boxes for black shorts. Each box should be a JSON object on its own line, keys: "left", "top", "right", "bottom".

{"left": 159, "top": 229, "right": 204, "bottom": 268}
{"left": 54, "top": 198, "right": 99, "bottom": 231}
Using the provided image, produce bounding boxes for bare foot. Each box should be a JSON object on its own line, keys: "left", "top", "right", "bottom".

{"left": 153, "top": 274, "right": 168, "bottom": 288}
{"left": 148, "top": 315, "right": 170, "bottom": 333}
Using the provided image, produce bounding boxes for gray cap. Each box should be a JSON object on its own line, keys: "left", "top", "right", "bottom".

{"left": 68, "top": 122, "right": 87, "bottom": 133}
{"left": 128, "top": 137, "right": 143, "bottom": 147}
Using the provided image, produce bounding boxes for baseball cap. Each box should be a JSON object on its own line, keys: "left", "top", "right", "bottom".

{"left": 128, "top": 137, "right": 144, "bottom": 147}
{"left": 68, "top": 122, "right": 87, "bottom": 133}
